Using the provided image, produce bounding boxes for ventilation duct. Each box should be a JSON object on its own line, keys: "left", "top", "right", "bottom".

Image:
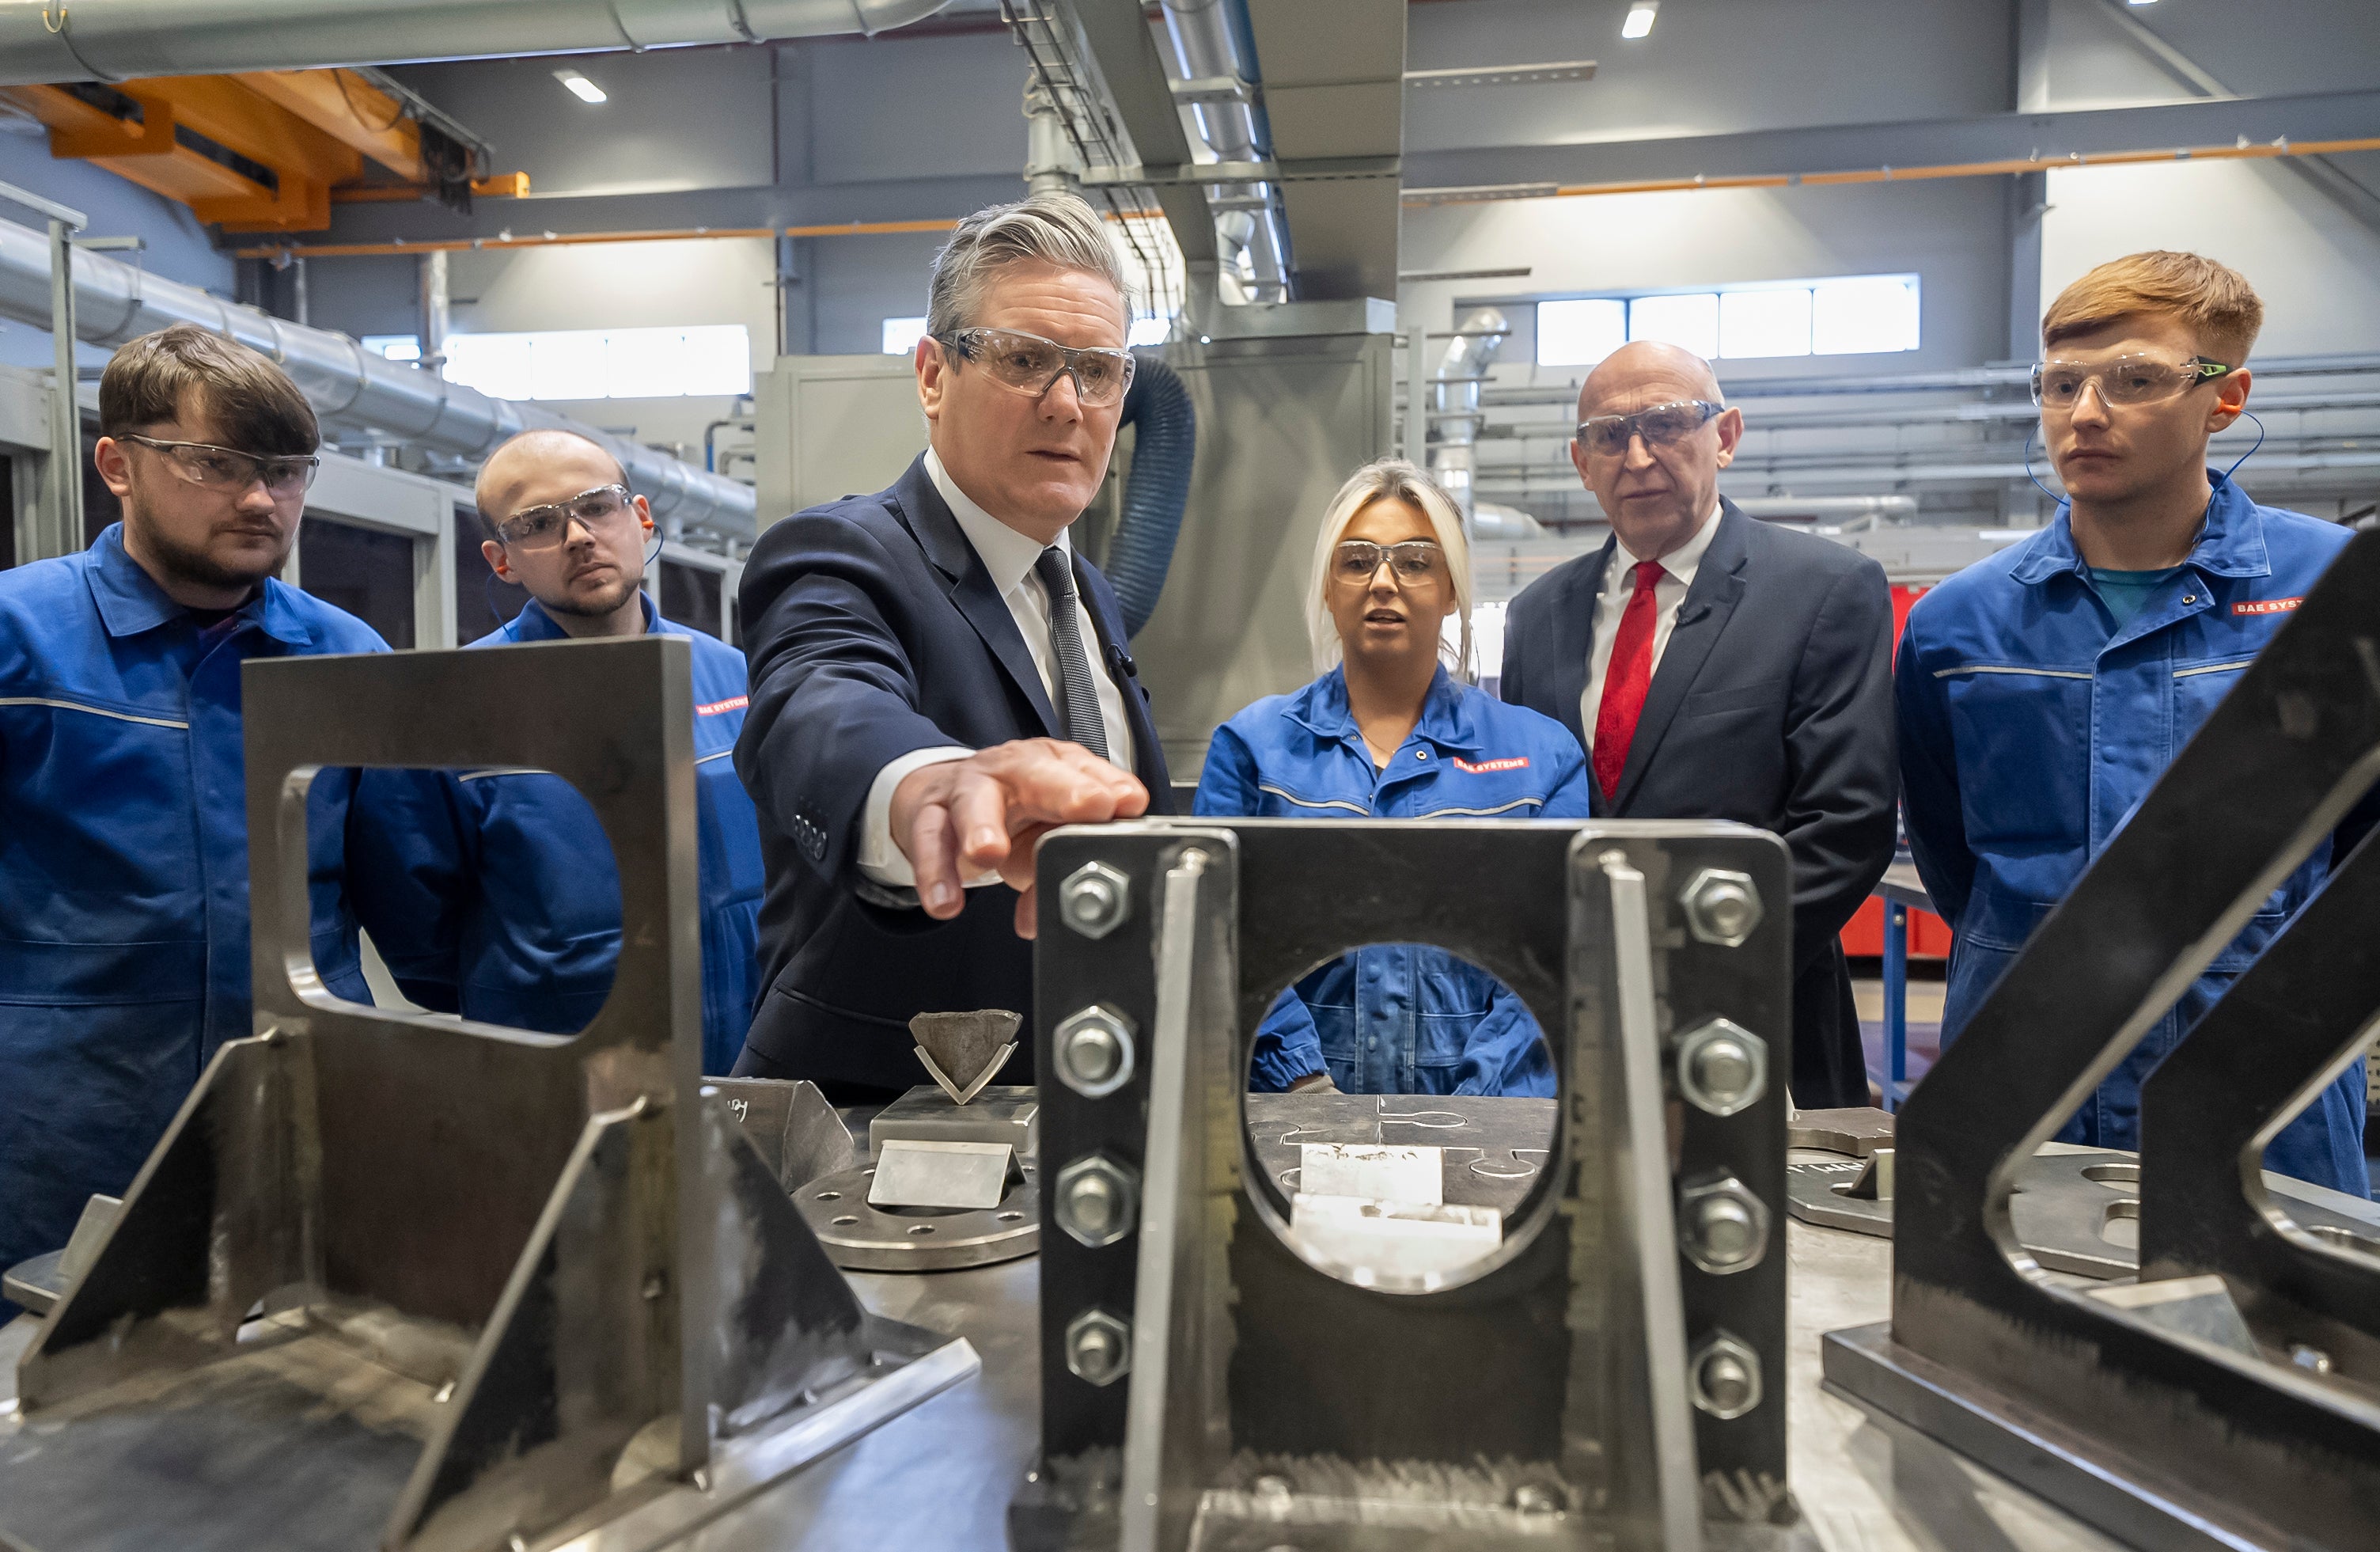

{"left": 1429, "top": 306, "right": 1509, "bottom": 526}
{"left": 0, "top": 0, "right": 955, "bottom": 83}
{"left": 0, "top": 217, "right": 756, "bottom": 535}
{"left": 1158, "top": 0, "right": 1290, "bottom": 306}
{"left": 1104, "top": 351, "right": 1196, "bottom": 637}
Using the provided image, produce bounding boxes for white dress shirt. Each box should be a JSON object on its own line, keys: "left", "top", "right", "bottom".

{"left": 857, "top": 446, "right": 1135, "bottom": 888}
{"left": 1581, "top": 499, "right": 1723, "bottom": 764}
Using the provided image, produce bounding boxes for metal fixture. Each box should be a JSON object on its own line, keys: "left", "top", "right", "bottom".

{"left": 1404, "top": 60, "right": 1598, "bottom": 89}
{"left": 0, "top": 214, "right": 756, "bottom": 537}
{"left": 1690, "top": 1331, "right": 1764, "bottom": 1420}
{"left": 1673, "top": 1017, "right": 1768, "bottom": 1117}
{"left": 1052, "top": 1005, "right": 1137, "bottom": 1099}
{"left": 0, "top": 180, "right": 81, "bottom": 564}
{"left": 1680, "top": 1174, "right": 1771, "bottom": 1274}
{"left": 1429, "top": 306, "right": 1509, "bottom": 525}
{"left": 1681, "top": 867, "right": 1763, "bottom": 947}
{"left": 1058, "top": 859, "right": 1132, "bottom": 939}
{"left": 1064, "top": 1309, "right": 1132, "bottom": 1387}
{"left": 1055, "top": 1154, "right": 1139, "bottom": 1248}
{"left": 1157, "top": 0, "right": 1290, "bottom": 305}
{"left": 0, "top": 0, "right": 959, "bottom": 83}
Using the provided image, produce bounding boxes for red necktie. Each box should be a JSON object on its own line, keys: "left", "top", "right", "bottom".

{"left": 1594, "top": 560, "right": 1667, "bottom": 801}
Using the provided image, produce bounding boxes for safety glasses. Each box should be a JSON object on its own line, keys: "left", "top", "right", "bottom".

{"left": 1575, "top": 399, "right": 1726, "bottom": 457}
{"left": 1332, "top": 538, "right": 1445, "bottom": 583}
{"left": 492, "top": 484, "right": 639, "bottom": 551}
{"left": 122, "top": 434, "right": 320, "bottom": 498}
{"left": 934, "top": 326, "right": 1137, "bottom": 408}
{"left": 2031, "top": 355, "right": 2234, "bottom": 411}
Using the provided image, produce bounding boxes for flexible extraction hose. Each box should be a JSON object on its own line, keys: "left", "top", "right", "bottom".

{"left": 1105, "top": 351, "right": 1197, "bottom": 637}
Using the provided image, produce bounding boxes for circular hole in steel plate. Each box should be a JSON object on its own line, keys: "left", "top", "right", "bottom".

{"left": 998, "top": 1212, "right": 1025, "bottom": 1222}
{"left": 831, "top": 1215, "right": 859, "bottom": 1227}
{"left": 814, "top": 1190, "right": 841, "bottom": 1201}
{"left": 906, "top": 1224, "right": 937, "bottom": 1236}
{"left": 2081, "top": 1163, "right": 2140, "bottom": 1187}
{"left": 2100, "top": 1197, "right": 2139, "bottom": 1249}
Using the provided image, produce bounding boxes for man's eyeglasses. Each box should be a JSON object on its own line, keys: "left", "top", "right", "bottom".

{"left": 121, "top": 434, "right": 319, "bottom": 498}
{"left": 1332, "top": 538, "right": 1445, "bottom": 582}
{"left": 492, "top": 484, "right": 639, "bottom": 551}
{"left": 934, "top": 326, "right": 1137, "bottom": 408}
{"left": 2030, "top": 355, "right": 2234, "bottom": 411}
{"left": 1575, "top": 400, "right": 1726, "bottom": 457}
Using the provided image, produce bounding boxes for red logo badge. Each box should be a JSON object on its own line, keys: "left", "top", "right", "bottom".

{"left": 1452, "top": 755, "right": 1529, "bottom": 773}
{"left": 695, "top": 695, "right": 749, "bottom": 715}
{"left": 2231, "top": 598, "right": 2303, "bottom": 617}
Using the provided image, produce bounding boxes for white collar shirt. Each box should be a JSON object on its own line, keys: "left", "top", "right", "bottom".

{"left": 1581, "top": 499, "right": 1724, "bottom": 760}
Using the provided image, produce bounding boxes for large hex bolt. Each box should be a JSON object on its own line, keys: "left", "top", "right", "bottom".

{"left": 1678, "top": 1174, "right": 1771, "bottom": 1275}
{"left": 1065, "top": 1308, "right": 1131, "bottom": 1387}
{"left": 1052, "top": 1004, "right": 1137, "bottom": 1099}
{"left": 1680, "top": 867, "right": 1762, "bottom": 948}
{"left": 1055, "top": 1154, "right": 1139, "bottom": 1248}
{"left": 1688, "top": 1330, "right": 1763, "bottom": 1419}
{"left": 1673, "top": 1018, "right": 1768, "bottom": 1117}
{"left": 1058, "top": 861, "right": 1131, "bottom": 939}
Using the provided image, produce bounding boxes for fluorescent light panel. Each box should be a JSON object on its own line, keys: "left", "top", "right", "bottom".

{"left": 1622, "top": 2, "right": 1658, "bottom": 40}
{"left": 554, "top": 67, "right": 607, "bottom": 104}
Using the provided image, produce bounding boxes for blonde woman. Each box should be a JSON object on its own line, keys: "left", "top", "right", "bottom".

{"left": 1192, "top": 460, "right": 1589, "bottom": 1095}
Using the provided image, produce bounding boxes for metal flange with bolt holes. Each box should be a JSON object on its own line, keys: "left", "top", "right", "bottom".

{"left": 1055, "top": 1154, "right": 1139, "bottom": 1248}
{"left": 1674, "top": 1017, "right": 1768, "bottom": 1117}
{"left": 1690, "top": 1330, "right": 1764, "bottom": 1420}
{"left": 794, "top": 1163, "right": 1040, "bottom": 1272}
{"left": 1052, "top": 1004, "right": 1136, "bottom": 1099}
{"left": 1065, "top": 1308, "right": 1131, "bottom": 1386}
{"left": 1679, "top": 1173, "right": 1772, "bottom": 1275}
{"left": 1058, "top": 861, "right": 1131, "bottom": 939}
{"left": 1681, "top": 867, "right": 1763, "bottom": 947}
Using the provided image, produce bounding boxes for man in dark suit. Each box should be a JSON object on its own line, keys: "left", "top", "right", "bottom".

{"left": 1500, "top": 342, "right": 1896, "bottom": 1108}
{"left": 731, "top": 194, "right": 1169, "bottom": 1099}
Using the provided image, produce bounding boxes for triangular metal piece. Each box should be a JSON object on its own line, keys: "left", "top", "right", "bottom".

{"left": 908, "top": 1010, "right": 1021, "bottom": 1103}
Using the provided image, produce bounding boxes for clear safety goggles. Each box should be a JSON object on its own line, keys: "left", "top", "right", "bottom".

{"left": 2030, "top": 355, "right": 2234, "bottom": 411}
{"left": 122, "top": 434, "right": 319, "bottom": 499}
{"left": 492, "top": 484, "right": 640, "bottom": 551}
{"left": 1575, "top": 399, "right": 1726, "bottom": 457}
{"left": 1332, "top": 538, "right": 1446, "bottom": 582}
{"left": 934, "top": 326, "right": 1137, "bottom": 408}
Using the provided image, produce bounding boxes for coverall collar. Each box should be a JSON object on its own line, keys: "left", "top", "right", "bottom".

{"left": 2010, "top": 470, "right": 2272, "bottom": 586}
{"left": 506, "top": 589, "right": 661, "bottom": 643}
{"left": 1285, "top": 663, "right": 1487, "bottom": 756}
{"left": 85, "top": 520, "right": 312, "bottom": 646}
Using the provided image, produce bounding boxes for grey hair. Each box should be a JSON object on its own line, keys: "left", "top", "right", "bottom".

{"left": 924, "top": 193, "right": 1132, "bottom": 340}
{"left": 1306, "top": 458, "right": 1476, "bottom": 681}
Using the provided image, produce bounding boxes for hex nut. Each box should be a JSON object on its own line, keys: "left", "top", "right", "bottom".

{"left": 1673, "top": 1018, "right": 1768, "bottom": 1118}
{"left": 1059, "top": 861, "right": 1131, "bottom": 939}
{"left": 1053, "top": 1004, "right": 1137, "bottom": 1098}
{"left": 1678, "top": 1174, "right": 1771, "bottom": 1275}
{"left": 1065, "top": 1308, "right": 1131, "bottom": 1387}
{"left": 1055, "top": 1154, "right": 1139, "bottom": 1248}
{"left": 1689, "top": 1330, "right": 1763, "bottom": 1419}
{"left": 1681, "top": 867, "right": 1762, "bottom": 948}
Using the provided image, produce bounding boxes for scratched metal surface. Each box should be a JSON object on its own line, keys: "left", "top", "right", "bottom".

{"left": 1239, "top": 1093, "right": 1558, "bottom": 1216}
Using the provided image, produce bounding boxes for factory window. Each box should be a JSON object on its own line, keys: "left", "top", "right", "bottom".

{"left": 300, "top": 518, "right": 415, "bottom": 649}
{"left": 658, "top": 558, "right": 724, "bottom": 639}
{"left": 882, "top": 317, "right": 928, "bottom": 355}
{"left": 442, "top": 324, "right": 752, "bottom": 402}
{"left": 1537, "top": 275, "right": 1921, "bottom": 366}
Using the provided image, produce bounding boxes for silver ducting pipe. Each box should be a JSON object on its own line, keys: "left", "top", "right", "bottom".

{"left": 1158, "top": 0, "right": 1288, "bottom": 305}
{"left": 0, "top": 217, "right": 757, "bottom": 535}
{"left": 1428, "top": 306, "right": 1509, "bottom": 527}
{"left": 0, "top": 0, "right": 954, "bottom": 83}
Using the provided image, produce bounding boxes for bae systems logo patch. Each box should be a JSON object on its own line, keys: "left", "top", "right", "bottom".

{"left": 2231, "top": 598, "right": 2304, "bottom": 617}
{"left": 1452, "top": 755, "right": 1529, "bottom": 773}
{"left": 695, "top": 695, "right": 749, "bottom": 715}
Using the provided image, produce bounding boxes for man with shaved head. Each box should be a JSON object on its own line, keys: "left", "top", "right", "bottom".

{"left": 1499, "top": 341, "right": 1897, "bottom": 1107}
{"left": 348, "top": 427, "right": 765, "bottom": 1072}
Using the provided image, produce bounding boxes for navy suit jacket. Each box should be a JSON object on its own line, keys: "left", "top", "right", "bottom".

{"left": 1500, "top": 499, "right": 1897, "bottom": 1108}
{"left": 733, "top": 453, "right": 1173, "bottom": 1091}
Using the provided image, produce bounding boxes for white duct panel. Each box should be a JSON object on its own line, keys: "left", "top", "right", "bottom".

{"left": 0, "top": 218, "right": 756, "bottom": 535}
{"left": 0, "top": 0, "right": 951, "bottom": 84}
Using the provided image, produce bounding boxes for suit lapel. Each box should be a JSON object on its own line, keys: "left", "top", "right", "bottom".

{"left": 1076, "top": 554, "right": 1175, "bottom": 810}
{"left": 889, "top": 455, "right": 1059, "bottom": 738}
{"left": 1613, "top": 502, "right": 1750, "bottom": 812}
{"left": 1545, "top": 537, "right": 1615, "bottom": 753}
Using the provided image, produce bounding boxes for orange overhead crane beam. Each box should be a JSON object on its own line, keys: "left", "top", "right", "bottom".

{"left": 0, "top": 70, "right": 525, "bottom": 234}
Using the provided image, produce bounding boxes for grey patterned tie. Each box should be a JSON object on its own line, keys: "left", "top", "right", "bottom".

{"left": 1033, "top": 545, "right": 1110, "bottom": 761}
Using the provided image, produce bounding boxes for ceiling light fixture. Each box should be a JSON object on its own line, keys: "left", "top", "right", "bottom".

{"left": 553, "top": 67, "right": 608, "bottom": 104}
{"left": 1622, "top": 2, "right": 1658, "bottom": 40}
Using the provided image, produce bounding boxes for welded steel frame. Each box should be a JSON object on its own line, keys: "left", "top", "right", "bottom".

{"left": 1, "top": 636, "right": 973, "bottom": 1552}
{"left": 1823, "top": 530, "right": 2380, "bottom": 1551}
{"left": 1017, "top": 818, "right": 1802, "bottom": 1551}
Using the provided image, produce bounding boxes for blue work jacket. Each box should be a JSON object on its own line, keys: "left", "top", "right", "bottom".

{"left": 347, "top": 595, "right": 764, "bottom": 1074}
{"left": 1897, "top": 474, "right": 2367, "bottom": 1193}
{"left": 1193, "top": 665, "right": 1592, "bottom": 1096}
{"left": 0, "top": 524, "right": 385, "bottom": 1286}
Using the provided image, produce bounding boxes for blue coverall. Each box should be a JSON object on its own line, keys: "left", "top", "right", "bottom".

{"left": 0, "top": 523, "right": 386, "bottom": 1286}
{"left": 347, "top": 595, "right": 764, "bottom": 1074}
{"left": 1193, "top": 665, "right": 1594, "bottom": 1096}
{"left": 1896, "top": 473, "right": 2368, "bottom": 1193}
